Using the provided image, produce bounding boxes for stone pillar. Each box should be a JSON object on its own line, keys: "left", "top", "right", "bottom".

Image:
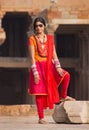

{"left": 0, "top": 10, "right": 6, "bottom": 45}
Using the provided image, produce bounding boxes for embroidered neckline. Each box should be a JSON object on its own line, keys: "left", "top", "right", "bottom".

{"left": 34, "top": 35, "right": 48, "bottom": 57}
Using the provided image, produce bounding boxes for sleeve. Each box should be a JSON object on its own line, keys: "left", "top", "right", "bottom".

{"left": 27, "top": 36, "right": 34, "bottom": 46}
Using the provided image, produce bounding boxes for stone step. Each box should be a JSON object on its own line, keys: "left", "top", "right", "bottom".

{"left": 0, "top": 105, "right": 53, "bottom": 116}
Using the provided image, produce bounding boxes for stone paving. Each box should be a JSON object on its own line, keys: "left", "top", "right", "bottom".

{"left": 0, "top": 116, "right": 89, "bottom": 130}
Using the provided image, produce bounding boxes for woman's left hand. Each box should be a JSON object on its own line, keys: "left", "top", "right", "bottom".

{"left": 56, "top": 67, "right": 64, "bottom": 77}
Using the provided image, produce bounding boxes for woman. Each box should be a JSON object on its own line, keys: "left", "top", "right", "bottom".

{"left": 28, "top": 17, "right": 75, "bottom": 124}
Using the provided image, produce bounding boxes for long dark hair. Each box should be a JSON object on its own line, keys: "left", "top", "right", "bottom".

{"left": 33, "top": 17, "right": 46, "bottom": 31}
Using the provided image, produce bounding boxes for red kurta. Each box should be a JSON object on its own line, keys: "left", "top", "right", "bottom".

{"left": 28, "top": 35, "right": 67, "bottom": 109}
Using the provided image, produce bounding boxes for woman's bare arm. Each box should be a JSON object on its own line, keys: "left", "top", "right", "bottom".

{"left": 28, "top": 44, "right": 35, "bottom": 66}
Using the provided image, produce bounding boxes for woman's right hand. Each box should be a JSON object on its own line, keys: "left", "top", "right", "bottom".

{"left": 34, "top": 74, "right": 40, "bottom": 84}
{"left": 56, "top": 67, "right": 64, "bottom": 77}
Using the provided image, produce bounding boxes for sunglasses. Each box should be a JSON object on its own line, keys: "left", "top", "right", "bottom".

{"left": 35, "top": 24, "right": 43, "bottom": 28}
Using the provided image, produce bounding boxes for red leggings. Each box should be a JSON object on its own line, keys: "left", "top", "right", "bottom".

{"left": 60, "top": 72, "right": 70, "bottom": 98}
{"left": 36, "top": 72, "right": 70, "bottom": 119}
{"left": 36, "top": 95, "right": 44, "bottom": 119}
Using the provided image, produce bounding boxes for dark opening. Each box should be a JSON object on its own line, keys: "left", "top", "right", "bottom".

{"left": 1, "top": 12, "right": 32, "bottom": 57}
{"left": 0, "top": 68, "right": 28, "bottom": 105}
{"left": 56, "top": 34, "right": 79, "bottom": 58}
{"left": 0, "top": 12, "right": 31, "bottom": 105}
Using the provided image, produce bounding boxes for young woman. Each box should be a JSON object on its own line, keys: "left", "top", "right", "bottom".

{"left": 28, "top": 17, "right": 75, "bottom": 124}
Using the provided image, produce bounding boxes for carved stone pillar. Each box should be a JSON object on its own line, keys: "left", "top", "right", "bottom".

{"left": 0, "top": 11, "right": 6, "bottom": 45}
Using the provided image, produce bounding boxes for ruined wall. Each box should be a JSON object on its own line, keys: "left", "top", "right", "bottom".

{"left": 0, "top": 0, "right": 89, "bottom": 19}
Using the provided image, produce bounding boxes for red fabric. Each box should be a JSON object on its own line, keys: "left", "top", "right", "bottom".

{"left": 29, "top": 61, "right": 48, "bottom": 95}
{"left": 28, "top": 34, "right": 70, "bottom": 110}
{"left": 36, "top": 95, "right": 44, "bottom": 119}
{"left": 60, "top": 72, "right": 70, "bottom": 98}
{"left": 46, "top": 35, "right": 60, "bottom": 109}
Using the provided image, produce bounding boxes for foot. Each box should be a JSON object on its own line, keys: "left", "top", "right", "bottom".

{"left": 60, "top": 96, "right": 76, "bottom": 102}
{"left": 38, "top": 119, "right": 48, "bottom": 124}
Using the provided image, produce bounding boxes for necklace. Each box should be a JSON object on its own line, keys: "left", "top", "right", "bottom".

{"left": 35, "top": 34, "right": 47, "bottom": 49}
{"left": 34, "top": 34, "right": 47, "bottom": 57}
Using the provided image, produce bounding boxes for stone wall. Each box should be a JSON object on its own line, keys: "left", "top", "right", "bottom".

{"left": 0, "top": 105, "right": 53, "bottom": 116}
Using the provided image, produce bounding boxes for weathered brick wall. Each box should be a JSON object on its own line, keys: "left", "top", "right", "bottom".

{"left": 0, "top": 0, "right": 50, "bottom": 11}
{"left": 0, "top": 0, "right": 89, "bottom": 19}
{"left": 47, "top": 0, "right": 89, "bottom": 20}
{"left": 47, "top": 6, "right": 89, "bottom": 23}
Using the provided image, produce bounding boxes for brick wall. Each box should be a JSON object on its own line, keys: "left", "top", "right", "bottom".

{"left": 0, "top": 0, "right": 89, "bottom": 19}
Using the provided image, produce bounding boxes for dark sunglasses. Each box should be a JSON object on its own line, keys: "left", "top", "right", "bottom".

{"left": 35, "top": 24, "right": 43, "bottom": 28}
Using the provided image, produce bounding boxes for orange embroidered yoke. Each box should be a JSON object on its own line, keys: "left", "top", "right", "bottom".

{"left": 28, "top": 35, "right": 47, "bottom": 61}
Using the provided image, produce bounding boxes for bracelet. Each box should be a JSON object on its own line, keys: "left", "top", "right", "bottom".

{"left": 33, "top": 71, "right": 38, "bottom": 76}
{"left": 56, "top": 64, "right": 61, "bottom": 68}
{"left": 31, "top": 64, "right": 36, "bottom": 68}
{"left": 54, "top": 59, "right": 61, "bottom": 68}
{"left": 31, "top": 64, "right": 39, "bottom": 76}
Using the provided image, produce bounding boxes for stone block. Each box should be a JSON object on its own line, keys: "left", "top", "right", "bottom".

{"left": 52, "top": 101, "right": 89, "bottom": 124}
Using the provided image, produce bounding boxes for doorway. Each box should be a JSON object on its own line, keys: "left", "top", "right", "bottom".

{"left": 0, "top": 12, "right": 32, "bottom": 105}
